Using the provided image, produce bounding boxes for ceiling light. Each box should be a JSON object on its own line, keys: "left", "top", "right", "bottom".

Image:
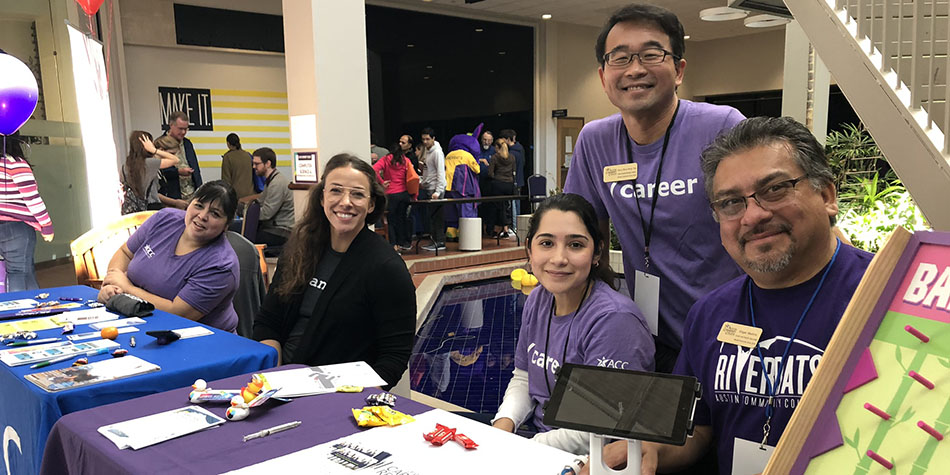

{"left": 407, "top": 44, "right": 415, "bottom": 48}
{"left": 744, "top": 14, "right": 791, "bottom": 28}
{"left": 424, "top": 76, "right": 430, "bottom": 80}
{"left": 684, "top": 35, "right": 691, "bottom": 40}
{"left": 475, "top": 28, "right": 484, "bottom": 32}
{"left": 426, "top": 65, "right": 433, "bottom": 69}
{"left": 498, "top": 51, "right": 506, "bottom": 55}
{"left": 541, "top": 14, "right": 552, "bottom": 20}
{"left": 699, "top": 6, "right": 748, "bottom": 21}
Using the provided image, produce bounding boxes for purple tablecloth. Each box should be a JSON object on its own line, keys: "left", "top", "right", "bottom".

{"left": 40, "top": 365, "right": 432, "bottom": 474}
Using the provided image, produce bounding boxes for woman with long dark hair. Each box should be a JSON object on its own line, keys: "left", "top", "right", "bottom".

{"left": 123, "top": 130, "right": 180, "bottom": 212}
{"left": 221, "top": 133, "right": 255, "bottom": 199}
{"left": 491, "top": 193, "right": 654, "bottom": 454}
{"left": 254, "top": 153, "right": 416, "bottom": 387}
{"left": 372, "top": 135, "right": 416, "bottom": 251}
{"left": 0, "top": 134, "right": 54, "bottom": 291}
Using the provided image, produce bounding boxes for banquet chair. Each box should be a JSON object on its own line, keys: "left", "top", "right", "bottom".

{"left": 70, "top": 211, "right": 156, "bottom": 289}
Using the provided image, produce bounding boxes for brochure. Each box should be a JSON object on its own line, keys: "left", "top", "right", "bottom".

{"left": 259, "top": 361, "right": 387, "bottom": 398}
{"left": 98, "top": 405, "right": 225, "bottom": 450}
{"left": 52, "top": 307, "right": 120, "bottom": 325}
{"left": 0, "top": 339, "right": 119, "bottom": 367}
{"left": 25, "top": 355, "right": 160, "bottom": 392}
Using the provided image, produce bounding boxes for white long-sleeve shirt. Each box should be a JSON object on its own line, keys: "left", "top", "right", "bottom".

{"left": 420, "top": 140, "right": 445, "bottom": 196}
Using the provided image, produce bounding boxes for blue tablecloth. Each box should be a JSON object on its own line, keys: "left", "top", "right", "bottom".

{"left": 0, "top": 286, "right": 278, "bottom": 474}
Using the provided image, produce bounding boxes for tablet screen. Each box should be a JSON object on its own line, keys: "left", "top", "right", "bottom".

{"left": 543, "top": 364, "right": 699, "bottom": 444}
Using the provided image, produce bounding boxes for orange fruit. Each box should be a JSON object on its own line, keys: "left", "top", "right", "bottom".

{"left": 100, "top": 327, "right": 119, "bottom": 340}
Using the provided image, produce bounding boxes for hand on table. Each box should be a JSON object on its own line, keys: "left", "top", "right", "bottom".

{"left": 102, "top": 270, "right": 132, "bottom": 290}
{"left": 431, "top": 193, "right": 439, "bottom": 199}
{"left": 491, "top": 417, "right": 515, "bottom": 433}
{"left": 97, "top": 284, "right": 123, "bottom": 303}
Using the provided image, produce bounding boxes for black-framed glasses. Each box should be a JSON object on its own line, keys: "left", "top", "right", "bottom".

{"left": 603, "top": 47, "right": 678, "bottom": 67}
{"left": 709, "top": 176, "right": 809, "bottom": 221}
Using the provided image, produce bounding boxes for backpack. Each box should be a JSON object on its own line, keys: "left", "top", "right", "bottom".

{"left": 120, "top": 168, "right": 152, "bottom": 215}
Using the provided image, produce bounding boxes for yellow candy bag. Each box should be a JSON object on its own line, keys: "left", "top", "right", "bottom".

{"left": 352, "top": 408, "right": 388, "bottom": 427}
{"left": 368, "top": 405, "right": 415, "bottom": 426}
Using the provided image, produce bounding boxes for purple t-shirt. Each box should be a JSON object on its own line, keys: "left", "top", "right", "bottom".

{"left": 515, "top": 280, "right": 654, "bottom": 432}
{"left": 563, "top": 100, "right": 745, "bottom": 350}
{"left": 126, "top": 208, "right": 239, "bottom": 332}
{"left": 674, "top": 243, "right": 873, "bottom": 474}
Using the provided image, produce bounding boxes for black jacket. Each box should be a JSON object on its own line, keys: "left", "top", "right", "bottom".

{"left": 253, "top": 227, "right": 416, "bottom": 386}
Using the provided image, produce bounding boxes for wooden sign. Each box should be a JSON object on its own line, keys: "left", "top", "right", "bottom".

{"left": 767, "top": 228, "right": 950, "bottom": 474}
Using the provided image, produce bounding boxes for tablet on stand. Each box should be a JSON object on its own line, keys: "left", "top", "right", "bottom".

{"left": 543, "top": 364, "right": 701, "bottom": 475}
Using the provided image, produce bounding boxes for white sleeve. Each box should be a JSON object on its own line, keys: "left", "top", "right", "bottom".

{"left": 435, "top": 149, "right": 446, "bottom": 196}
{"left": 492, "top": 367, "right": 533, "bottom": 427}
{"left": 531, "top": 428, "right": 592, "bottom": 455}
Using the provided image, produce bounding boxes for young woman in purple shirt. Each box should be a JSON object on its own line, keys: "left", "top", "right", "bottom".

{"left": 492, "top": 193, "right": 655, "bottom": 454}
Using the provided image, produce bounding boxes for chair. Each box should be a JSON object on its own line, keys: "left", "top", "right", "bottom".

{"left": 526, "top": 174, "right": 547, "bottom": 212}
{"left": 242, "top": 200, "right": 261, "bottom": 243}
{"left": 225, "top": 231, "right": 266, "bottom": 339}
{"left": 70, "top": 211, "right": 157, "bottom": 289}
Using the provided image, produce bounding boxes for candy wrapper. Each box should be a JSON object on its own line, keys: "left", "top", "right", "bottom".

{"left": 352, "top": 406, "right": 415, "bottom": 427}
{"left": 365, "top": 392, "right": 396, "bottom": 407}
{"left": 337, "top": 385, "right": 364, "bottom": 393}
{"left": 454, "top": 432, "right": 478, "bottom": 449}
{"left": 423, "top": 423, "right": 456, "bottom": 446}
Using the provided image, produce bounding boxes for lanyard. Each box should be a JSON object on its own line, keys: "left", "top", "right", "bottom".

{"left": 748, "top": 239, "right": 841, "bottom": 448}
{"left": 623, "top": 101, "right": 680, "bottom": 269}
{"left": 265, "top": 169, "right": 279, "bottom": 187}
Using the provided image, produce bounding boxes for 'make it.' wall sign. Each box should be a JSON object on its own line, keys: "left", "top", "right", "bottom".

{"left": 159, "top": 87, "right": 214, "bottom": 131}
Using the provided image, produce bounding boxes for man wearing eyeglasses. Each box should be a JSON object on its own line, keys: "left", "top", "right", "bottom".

{"left": 563, "top": 4, "right": 745, "bottom": 374}
{"left": 586, "top": 117, "right": 873, "bottom": 475}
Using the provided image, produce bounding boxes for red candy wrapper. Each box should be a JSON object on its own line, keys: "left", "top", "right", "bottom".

{"left": 423, "top": 423, "right": 456, "bottom": 446}
{"left": 453, "top": 432, "right": 478, "bottom": 449}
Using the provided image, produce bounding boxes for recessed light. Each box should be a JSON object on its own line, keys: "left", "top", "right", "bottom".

{"left": 426, "top": 65, "right": 433, "bottom": 69}
{"left": 475, "top": 28, "right": 484, "bottom": 32}
{"left": 541, "top": 14, "right": 552, "bottom": 20}
{"left": 744, "top": 14, "right": 791, "bottom": 28}
{"left": 424, "top": 76, "right": 430, "bottom": 79}
{"left": 684, "top": 35, "right": 691, "bottom": 40}
{"left": 699, "top": 6, "right": 748, "bottom": 21}
{"left": 407, "top": 44, "right": 415, "bottom": 48}
{"left": 498, "top": 51, "right": 506, "bottom": 55}
{"left": 489, "top": 69, "right": 494, "bottom": 73}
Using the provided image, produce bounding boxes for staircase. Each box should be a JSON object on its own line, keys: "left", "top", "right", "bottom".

{"left": 787, "top": 0, "right": 950, "bottom": 230}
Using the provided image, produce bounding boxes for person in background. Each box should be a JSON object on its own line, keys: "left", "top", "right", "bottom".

{"left": 373, "top": 137, "right": 416, "bottom": 252}
{"left": 153, "top": 135, "right": 189, "bottom": 209}
{"left": 477, "top": 129, "right": 495, "bottom": 234}
{"left": 123, "top": 131, "right": 184, "bottom": 212}
{"left": 0, "top": 134, "right": 54, "bottom": 291}
{"left": 419, "top": 127, "right": 446, "bottom": 252}
{"left": 242, "top": 147, "right": 295, "bottom": 249}
{"left": 492, "top": 193, "right": 654, "bottom": 455}
{"left": 486, "top": 138, "right": 515, "bottom": 238}
{"left": 370, "top": 133, "right": 390, "bottom": 164}
{"left": 98, "top": 181, "right": 241, "bottom": 333}
{"left": 221, "top": 133, "right": 255, "bottom": 199}
{"left": 158, "top": 111, "right": 202, "bottom": 201}
{"left": 497, "top": 128, "right": 525, "bottom": 229}
{"left": 254, "top": 153, "right": 415, "bottom": 387}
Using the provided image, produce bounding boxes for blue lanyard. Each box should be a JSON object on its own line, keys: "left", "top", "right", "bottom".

{"left": 747, "top": 239, "right": 840, "bottom": 446}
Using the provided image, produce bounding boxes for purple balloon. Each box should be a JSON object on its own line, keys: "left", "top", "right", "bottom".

{"left": 0, "top": 54, "right": 39, "bottom": 136}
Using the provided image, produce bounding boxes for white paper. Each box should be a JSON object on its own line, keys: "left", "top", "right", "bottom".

{"left": 90, "top": 317, "right": 146, "bottom": 330}
{"left": 0, "top": 299, "right": 38, "bottom": 312}
{"left": 260, "top": 361, "right": 387, "bottom": 398}
{"left": 98, "top": 405, "right": 225, "bottom": 450}
{"left": 0, "top": 339, "right": 119, "bottom": 367}
{"left": 225, "top": 409, "right": 577, "bottom": 474}
{"left": 634, "top": 270, "right": 660, "bottom": 336}
{"left": 55, "top": 308, "right": 120, "bottom": 325}
{"left": 732, "top": 437, "right": 774, "bottom": 475}
{"left": 172, "top": 326, "right": 214, "bottom": 339}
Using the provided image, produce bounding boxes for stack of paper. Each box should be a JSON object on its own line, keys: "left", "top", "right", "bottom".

{"left": 259, "top": 361, "right": 387, "bottom": 398}
{"left": 98, "top": 406, "right": 225, "bottom": 450}
{"left": 25, "top": 355, "right": 160, "bottom": 392}
{"left": 0, "top": 339, "right": 119, "bottom": 367}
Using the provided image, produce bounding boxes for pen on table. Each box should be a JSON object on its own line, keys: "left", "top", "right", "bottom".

{"left": 243, "top": 421, "right": 302, "bottom": 442}
{"left": 29, "top": 347, "right": 110, "bottom": 369}
{"left": 6, "top": 337, "right": 62, "bottom": 347}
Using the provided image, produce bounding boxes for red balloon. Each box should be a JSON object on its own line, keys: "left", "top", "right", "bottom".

{"left": 75, "top": 0, "right": 104, "bottom": 16}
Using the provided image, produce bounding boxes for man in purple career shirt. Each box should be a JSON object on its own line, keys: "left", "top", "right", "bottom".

{"left": 589, "top": 117, "right": 874, "bottom": 475}
{"left": 563, "top": 4, "right": 745, "bottom": 373}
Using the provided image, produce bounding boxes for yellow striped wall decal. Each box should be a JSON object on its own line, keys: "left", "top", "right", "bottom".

{"left": 221, "top": 125, "right": 289, "bottom": 132}
{"left": 211, "top": 101, "right": 288, "bottom": 110}
{"left": 211, "top": 89, "right": 287, "bottom": 98}
{"left": 195, "top": 148, "right": 291, "bottom": 156}
{"left": 202, "top": 160, "right": 293, "bottom": 168}
{"left": 215, "top": 112, "right": 289, "bottom": 121}
{"left": 188, "top": 137, "right": 291, "bottom": 144}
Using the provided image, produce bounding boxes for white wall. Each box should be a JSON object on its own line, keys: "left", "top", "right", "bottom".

{"left": 554, "top": 22, "right": 616, "bottom": 123}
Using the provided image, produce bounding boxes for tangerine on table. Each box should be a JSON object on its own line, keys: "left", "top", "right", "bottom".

{"left": 100, "top": 327, "right": 119, "bottom": 340}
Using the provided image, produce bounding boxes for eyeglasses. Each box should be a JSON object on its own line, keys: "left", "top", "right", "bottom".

{"left": 325, "top": 185, "right": 370, "bottom": 203}
{"left": 603, "top": 47, "right": 678, "bottom": 67}
{"left": 709, "top": 176, "right": 809, "bottom": 221}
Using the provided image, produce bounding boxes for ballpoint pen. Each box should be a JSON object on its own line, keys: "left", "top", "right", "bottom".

{"left": 243, "top": 421, "right": 302, "bottom": 442}
{"left": 28, "top": 347, "right": 110, "bottom": 369}
{"left": 6, "top": 337, "right": 62, "bottom": 347}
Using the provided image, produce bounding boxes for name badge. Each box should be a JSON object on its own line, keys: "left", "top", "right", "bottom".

{"left": 603, "top": 163, "right": 638, "bottom": 183}
{"left": 634, "top": 270, "right": 660, "bottom": 336}
{"left": 732, "top": 437, "right": 774, "bottom": 475}
{"left": 717, "top": 322, "right": 762, "bottom": 348}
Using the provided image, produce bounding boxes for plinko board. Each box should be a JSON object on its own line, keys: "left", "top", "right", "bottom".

{"left": 767, "top": 228, "right": 950, "bottom": 474}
